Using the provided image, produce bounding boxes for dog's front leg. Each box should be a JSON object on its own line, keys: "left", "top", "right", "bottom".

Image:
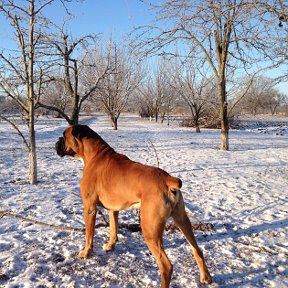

{"left": 79, "top": 202, "right": 97, "bottom": 259}
{"left": 103, "top": 210, "right": 119, "bottom": 251}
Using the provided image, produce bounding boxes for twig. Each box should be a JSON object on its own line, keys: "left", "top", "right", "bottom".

{"left": 146, "top": 139, "right": 160, "bottom": 168}
{"left": 165, "top": 221, "right": 214, "bottom": 232}
{"left": 0, "top": 210, "right": 84, "bottom": 232}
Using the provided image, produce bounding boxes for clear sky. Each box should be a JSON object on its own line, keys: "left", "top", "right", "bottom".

{"left": 0, "top": 0, "right": 153, "bottom": 49}
{"left": 0, "top": 0, "right": 287, "bottom": 94}
{"left": 51, "top": 0, "right": 288, "bottom": 95}
{"left": 44, "top": 0, "right": 153, "bottom": 39}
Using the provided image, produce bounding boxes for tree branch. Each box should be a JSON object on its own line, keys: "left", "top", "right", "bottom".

{"left": 0, "top": 115, "right": 30, "bottom": 150}
{"left": 0, "top": 209, "right": 84, "bottom": 233}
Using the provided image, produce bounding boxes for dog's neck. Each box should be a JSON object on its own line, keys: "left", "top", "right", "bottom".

{"left": 79, "top": 138, "right": 115, "bottom": 165}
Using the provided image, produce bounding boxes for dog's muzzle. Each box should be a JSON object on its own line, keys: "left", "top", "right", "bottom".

{"left": 55, "top": 137, "right": 66, "bottom": 157}
{"left": 55, "top": 137, "right": 76, "bottom": 157}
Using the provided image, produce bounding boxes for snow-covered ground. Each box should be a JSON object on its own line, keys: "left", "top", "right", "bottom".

{"left": 0, "top": 114, "right": 287, "bottom": 288}
{"left": 235, "top": 114, "right": 288, "bottom": 136}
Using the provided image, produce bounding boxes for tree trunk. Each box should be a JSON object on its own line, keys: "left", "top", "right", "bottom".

{"left": 28, "top": 123, "right": 37, "bottom": 184}
{"left": 167, "top": 111, "right": 170, "bottom": 126}
{"left": 219, "top": 78, "right": 229, "bottom": 150}
{"left": 110, "top": 115, "right": 118, "bottom": 130}
{"left": 190, "top": 106, "right": 201, "bottom": 133}
{"left": 271, "top": 104, "right": 278, "bottom": 115}
{"left": 70, "top": 60, "right": 79, "bottom": 125}
{"left": 70, "top": 106, "right": 79, "bottom": 125}
{"left": 28, "top": 0, "right": 37, "bottom": 184}
{"left": 194, "top": 116, "right": 201, "bottom": 133}
{"left": 155, "top": 109, "right": 158, "bottom": 122}
{"left": 28, "top": 72, "right": 37, "bottom": 184}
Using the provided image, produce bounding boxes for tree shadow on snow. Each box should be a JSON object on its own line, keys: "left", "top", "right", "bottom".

{"left": 213, "top": 260, "right": 288, "bottom": 287}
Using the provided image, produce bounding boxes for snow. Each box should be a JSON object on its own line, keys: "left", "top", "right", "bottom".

{"left": 0, "top": 114, "right": 288, "bottom": 288}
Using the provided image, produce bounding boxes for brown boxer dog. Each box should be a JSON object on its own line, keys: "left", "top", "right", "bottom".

{"left": 55, "top": 124, "right": 212, "bottom": 287}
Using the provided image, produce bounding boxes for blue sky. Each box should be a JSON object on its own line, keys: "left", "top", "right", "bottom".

{"left": 44, "top": 0, "right": 153, "bottom": 38}
{"left": 0, "top": 0, "right": 287, "bottom": 94}
{"left": 0, "top": 0, "right": 152, "bottom": 49}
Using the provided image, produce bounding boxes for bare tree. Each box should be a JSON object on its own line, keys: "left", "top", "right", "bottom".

{"left": 40, "top": 78, "right": 68, "bottom": 117}
{"left": 39, "top": 28, "right": 109, "bottom": 125}
{"left": 281, "top": 94, "right": 288, "bottom": 116}
{"left": 172, "top": 59, "right": 213, "bottom": 133}
{"left": 137, "top": 58, "right": 176, "bottom": 123}
{"left": 238, "top": 76, "right": 285, "bottom": 115}
{"left": 267, "top": 92, "right": 286, "bottom": 115}
{"left": 0, "top": 0, "right": 57, "bottom": 184}
{"left": 256, "top": 0, "right": 288, "bottom": 83}
{"left": 92, "top": 39, "right": 142, "bottom": 130}
{"left": 134, "top": 0, "right": 286, "bottom": 150}
{"left": 159, "top": 84, "right": 176, "bottom": 125}
{"left": 156, "top": 59, "right": 177, "bottom": 124}
{"left": 137, "top": 78, "right": 155, "bottom": 120}
{"left": 256, "top": 0, "right": 287, "bottom": 27}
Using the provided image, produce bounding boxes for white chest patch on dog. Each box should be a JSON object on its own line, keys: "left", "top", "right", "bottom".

{"left": 129, "top": 202, "right": 141, "bottom": 209}
{"left": 76, "top": 156, "right": 84, "bottom": 166}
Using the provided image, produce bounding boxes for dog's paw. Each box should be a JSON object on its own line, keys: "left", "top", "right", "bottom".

{"left": 102, "top": 242, "right": 116, "bottom": 252}
{"left": 78, "top": 248, "right": 93, "bottom": 259}
{"left": 200, "top": 274, "right": 212, "bottom": 285}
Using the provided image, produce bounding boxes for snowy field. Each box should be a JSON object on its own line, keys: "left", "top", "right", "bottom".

{"left": 0, "top": 114, "right": 287, "bottom": 288}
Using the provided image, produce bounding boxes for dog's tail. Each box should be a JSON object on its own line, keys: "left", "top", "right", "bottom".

{"left": 167, "top": 176, "right": 182, "bottom": 192}
{"left": 166, "top": 176, "right": 182, "bottom": 208}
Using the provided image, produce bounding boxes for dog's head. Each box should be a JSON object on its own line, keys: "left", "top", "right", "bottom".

{"left": 55, "top": 124, "right": 98, "bottom": 159}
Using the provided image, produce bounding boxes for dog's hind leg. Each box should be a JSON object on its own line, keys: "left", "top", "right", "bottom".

{"left": 141, "top": 199, "right": 173, "bottom": 288}
{"left": 79, "top": 200, "right": 97, "bottom": 259}
{"left": 171, "top": 192, "right": 212, "bottom": 285}
{"left": 103, "top": 210, "right": 119, "bottom": 251}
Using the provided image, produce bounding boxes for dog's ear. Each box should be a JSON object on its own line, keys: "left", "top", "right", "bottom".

{"left": 72, "top": 125, "right": 88, "bottom": 140}
{"left": 72, "top": 125, "right": 97, "bottom": 140}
